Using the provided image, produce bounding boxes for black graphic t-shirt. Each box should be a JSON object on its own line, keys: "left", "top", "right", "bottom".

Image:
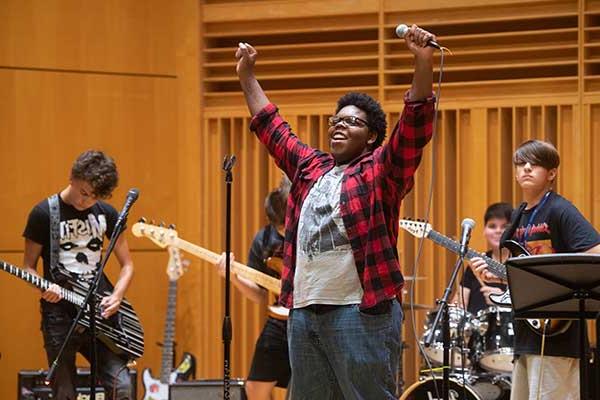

{"left": 511, "top": 191, "right": 600, "bottom": 358}
{"left": 23, "top": 194, "right": 119, "bottom": 312}
{"left": 247, "top": 224, "right": 286, "bottom": 330}
{"left": 461, "top": 251, "right": 507, "bottom": 315}
{"left": 247, "top": 224, "right": 284, "bottom": 281}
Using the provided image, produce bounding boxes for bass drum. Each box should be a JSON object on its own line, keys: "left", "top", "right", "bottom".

{"left": 400, "top": 377, "right": 481, "bottom": 400}
{"left": 470, "top": 374, "right": 511, "bottom": 400}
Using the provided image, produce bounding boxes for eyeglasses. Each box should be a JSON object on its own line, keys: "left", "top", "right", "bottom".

{"left": 328, "top": 115, "right": 369, "bottom": 128}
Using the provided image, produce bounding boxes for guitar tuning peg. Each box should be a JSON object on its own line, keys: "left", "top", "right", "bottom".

{"left": 168, "top": 224, "right": 176, "bottom": 230}
{"left": 151, "top": 219, "right": 156, "bottom": 225}
{"left": 138, "top": 217, "right": 147, "bottom": 223}
{"left": 159, "top": 221, "right": 165, "bottom": 227}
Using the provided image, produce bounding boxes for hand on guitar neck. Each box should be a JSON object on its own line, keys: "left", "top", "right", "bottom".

{"left": 215, "top": 252, "right": 268, "bottom": 305}
{"left": 471, "top": 256, "right": 508, "bottom": 285}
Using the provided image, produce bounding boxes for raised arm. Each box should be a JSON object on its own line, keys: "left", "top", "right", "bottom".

{"left": 236, "top": 42, "right": 316, "bottom": 179}
{"left": 378, "top": 25, "right": 436, "bottom": 190}
{"left": 404, "top": 25, "right": 435, "bottom": 101}
{"left": 236, "top": 42, "right": 270, "bottom": 116}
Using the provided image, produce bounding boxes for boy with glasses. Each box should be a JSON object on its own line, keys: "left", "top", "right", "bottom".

{"left": 235, "top": 24, "right": 437, "bottom": 399}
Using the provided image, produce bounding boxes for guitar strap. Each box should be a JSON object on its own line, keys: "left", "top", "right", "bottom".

{"left": 48, "top": 194, "right": 61, "bottom": 281}
{"left": 500, "top": 201, "right": 527, "bottom": 250}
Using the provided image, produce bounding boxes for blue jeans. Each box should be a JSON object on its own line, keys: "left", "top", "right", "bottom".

{"left": 41, "top": 308, "right": 132, "bottom": 400}
{"left": 287, "top": 300, "right": 403, "bottom": 400}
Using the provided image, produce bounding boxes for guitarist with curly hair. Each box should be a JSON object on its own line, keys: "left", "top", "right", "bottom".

{"left": 22, "top": 150, "right": 136, "bottom": 400}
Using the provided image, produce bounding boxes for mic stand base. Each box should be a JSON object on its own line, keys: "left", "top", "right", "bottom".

{"left": 423, "top": 255, "right": 466, "bottom": 400}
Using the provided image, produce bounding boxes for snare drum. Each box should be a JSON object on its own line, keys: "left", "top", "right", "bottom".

{"left": 420, "top": 305, "right": 476, "bottom": 368}
{"left": 474, "top": 306, "right": 514, "bottom": 373}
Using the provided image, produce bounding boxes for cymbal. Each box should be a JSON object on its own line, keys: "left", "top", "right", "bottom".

{"left": 404, "top": 275, "right": 427, "bottom": 281}
{"left": 401, "top": 303, "right": 433, "bottom": 311}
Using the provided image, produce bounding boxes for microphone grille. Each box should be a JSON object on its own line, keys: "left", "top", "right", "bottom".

{"left": 461, "top": 218, "right": 476, "bottom": 229}
{"left": 395, "top": 24, "right": 409, "bottom": 38}
{"left": 128, "top": 188, "right": 140, "bottom": 200}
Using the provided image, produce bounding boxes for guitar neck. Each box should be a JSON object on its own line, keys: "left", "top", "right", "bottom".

{"left": 160, "top": 279, "right": 177, "bottom": 384}
{"left": 426, "top": 231, "right": 507, "bottom": 280}
{"left": 173, "top": 238, "right": 282, "bottom": 295}
{"left": 0, "top": 261, "right": 85, "bottom": 306}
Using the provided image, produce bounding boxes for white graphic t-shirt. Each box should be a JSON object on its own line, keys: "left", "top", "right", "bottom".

{"left": 293, "top": 165, "right": 363, "bottom": 308}
{"left": 23, "top": 194, "right": 119, "bottom": 284}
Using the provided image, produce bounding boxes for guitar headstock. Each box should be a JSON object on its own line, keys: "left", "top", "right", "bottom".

{"left": 131, "top": 218, "right": 179, "bottom": 248}
{"left": 399, "top": 218, "right": 432, "bottom": 239}
{"left": 167, "top": 246, "right": 185, "bottom": 281}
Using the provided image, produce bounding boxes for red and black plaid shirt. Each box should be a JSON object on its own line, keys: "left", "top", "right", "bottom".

{"left": 250, "top": 94, "right": 435, "bottom": 309}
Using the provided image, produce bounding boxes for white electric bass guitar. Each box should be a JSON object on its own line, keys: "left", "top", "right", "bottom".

{"left": 142, "top": 246, "right": 196, "bottom": 400}
{"left": 132, "top": 220, "right": 288, "bottom": 320}
{"left": 399, "top": 218, "right": 572, "bottom": 337}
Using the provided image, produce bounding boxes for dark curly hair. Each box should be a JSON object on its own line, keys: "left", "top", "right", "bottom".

{"left": 70, "top": 150, "right": 119, "bottom": 199}
{"left": 335, "top": 92, "right": 387, "bottom": 149}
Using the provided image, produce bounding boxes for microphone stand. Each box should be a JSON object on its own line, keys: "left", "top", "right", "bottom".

{"left": 46, "top": 192, "right": 137, "bottom": 400}
{"left": 424, "top": 254, "right": 466, "bottom": 400}
{"left": 222, "top": 155, "right": 236, "bottom": 400}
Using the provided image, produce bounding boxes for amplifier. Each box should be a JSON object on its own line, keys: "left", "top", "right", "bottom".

{"left": 18, "top": 368, "right": 138, "bottom": 400}
{"left": 170, "top": 379, "right": 246, "bottom": 400}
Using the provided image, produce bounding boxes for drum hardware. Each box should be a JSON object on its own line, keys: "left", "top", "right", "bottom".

{"left": 420, "top": 305, "right": 476, "bottom": 369}
{"left": 418, "top": 304, "right": 514, "bottom": 399}
{"left": 473, "top": 306, "right": 514, "bottom": 374}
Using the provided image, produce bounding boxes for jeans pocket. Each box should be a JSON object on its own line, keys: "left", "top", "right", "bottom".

{"left": 360, "top": 300, "right": 392, "bottom": 315}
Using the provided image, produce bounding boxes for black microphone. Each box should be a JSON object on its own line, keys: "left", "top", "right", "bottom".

{"left": 115, "top": 188, "right": 140, "bottom": 228}
{"left": 459, "top": 218, "right": 476, "bottom": 258}
{"left": 395, "top": 24, "right": 441, "bottom": 50}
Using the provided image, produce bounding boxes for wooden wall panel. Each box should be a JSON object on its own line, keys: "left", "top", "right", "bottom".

{"left": 0, "top": 69, "right": 179, "bottom": 251}
{"left": 0, "top": 0, "right": 176, "bottom": 75}
{"left": 0, "top": 1, "right": 202, "bottom": 399}
{"left": 196, "top": 0, "right": 600, "bottom": 388}
{"left": 2, "top": 1, "right": 600, "bottom": 400}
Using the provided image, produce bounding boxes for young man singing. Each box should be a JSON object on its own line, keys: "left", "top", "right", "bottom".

{"left": 236, "top": 25, "right": 437, "bottom": 399}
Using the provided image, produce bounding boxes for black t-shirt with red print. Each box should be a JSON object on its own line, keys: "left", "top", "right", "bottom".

{"left": 510, "top": 191, "right": 600, "bottom": 358}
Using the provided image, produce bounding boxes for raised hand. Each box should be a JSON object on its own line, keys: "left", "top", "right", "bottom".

{"left": 235, "top": 42, "right": 258, "bottom": 79}
{"left": 403, "top": 24, "right": 436, "bottom": 60}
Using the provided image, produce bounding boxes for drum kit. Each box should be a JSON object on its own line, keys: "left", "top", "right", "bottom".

{"left": 402, "top": 304, "right": 514, "bottom": 400}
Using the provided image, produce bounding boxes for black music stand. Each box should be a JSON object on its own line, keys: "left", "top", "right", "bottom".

{"left": 505, "top": 253, "right": 600, "bottom": 400}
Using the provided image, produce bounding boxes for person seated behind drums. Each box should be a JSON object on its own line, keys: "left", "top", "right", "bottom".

{"left": 451, "top": 202, "right": 513, "bottom": 315}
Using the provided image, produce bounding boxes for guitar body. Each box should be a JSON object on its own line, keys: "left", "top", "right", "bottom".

{"left": 71, "top": 279, "right": 145, "bottom": 359}
{"left": 142, "top": 353, "right": 196, "bottom": 400}
{"left": 502, "top": 240, "right": 530, "bottom": 257}
{"left": 267, "top": 305, "right": 289, "bottom": 320}
{"left": 142, "top": 368, "right": 174, "bottom": 400}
